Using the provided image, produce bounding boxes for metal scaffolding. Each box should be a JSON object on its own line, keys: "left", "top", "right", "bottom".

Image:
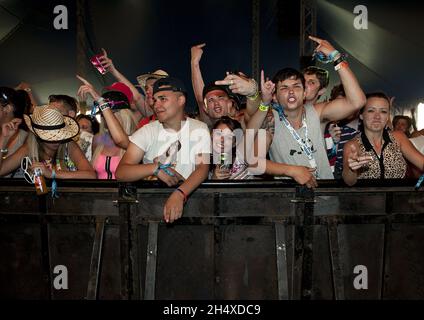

{"left": 300, "top": 0, "right": 317, "bottom": 59}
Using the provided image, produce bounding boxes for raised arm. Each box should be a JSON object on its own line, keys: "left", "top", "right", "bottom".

{"left": 98, "top": 49, "right": 151, "bottom": 118}
{"left": 190, "top": 43, "right": 213, "bottom": 126}
{"left": 77, "top": 75, "right": 130, "bottom": 149}
{"left": 309, "top": 36, "right": 366, "bottom": 122}
{"left": 215, "top": 71, "right": 260, "bottom": 117}
{"left": 246, "top": 70, "right": 275, "bottom": 132}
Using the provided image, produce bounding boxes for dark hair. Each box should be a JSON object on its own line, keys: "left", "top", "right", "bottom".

{"left": 48, "top": 94, "right": 78, "bottom": 114}
{"left": 15, "top": 90, "right": 32, "bottom": 117}
{"left": 0, "top": 86, "right": 19, "bottom": 109}
{"left": 76, "top": 114, "right": 100, "bottom": 135}
{"left": 213, "top": 116, "right": 242, "bottom": 132}
{"left": 365, "top": 92, "right": 390, "bottom": 104}
{"left": 361, "top": 92, "right": 391, "bottom": 114}
{"left": 392, "top": 115, "right": 412, "bottom": 136}
{"left": 303, "top": 66, "right": 329, "bottom": 89}
{"left": 212, "top": 116, "right": 242, "bottom": 172}
{"left": 330, "top": 84, "right": 345, "bottom": 101}
{"left": 0, "top": 87, "right": 27, "bottom": 130}
{"left": 272, "top": 68, "right": 305, "bottom": 88}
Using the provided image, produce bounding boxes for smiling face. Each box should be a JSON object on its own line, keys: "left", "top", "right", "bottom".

{"left": 360, "top": 97, "right": 390, "bottom": 133}
{"left": 212, "top": 123, "right": 235, "bottom": 155}
{"left": 274, "top": 76, "right": 306, "bottom": 111}
{"left": 304, "top": 73, "right": 322, "bottom": 102}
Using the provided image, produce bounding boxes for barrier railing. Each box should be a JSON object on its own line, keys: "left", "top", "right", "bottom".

{"left": 0, "top": 178, "right": 423, "bottom": 299}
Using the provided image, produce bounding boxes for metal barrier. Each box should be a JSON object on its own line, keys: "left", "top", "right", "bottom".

{"left": 0, "top": 179, "right": 423, "bottom": 299}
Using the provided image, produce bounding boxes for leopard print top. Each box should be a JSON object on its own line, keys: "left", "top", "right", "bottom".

{"left": 356, "top": 130, "right": 407, "bottom": 179}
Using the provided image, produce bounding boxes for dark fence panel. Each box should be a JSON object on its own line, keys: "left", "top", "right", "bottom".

{"left": 0, "top": 179, "right": 423, "bottom": 300}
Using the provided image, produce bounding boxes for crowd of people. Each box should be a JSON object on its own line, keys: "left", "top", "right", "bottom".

{"left": 1, "top": 36, "right": 423, "bottom": 222}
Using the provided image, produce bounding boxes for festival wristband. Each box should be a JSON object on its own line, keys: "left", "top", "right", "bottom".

{"left": 259, "top": 102, "right": 270, "bottom": 112}
{"left": 175, "top": 187, "right": 187, "bottom": 203}
{"left": 335, "top": 61, "right": 349, "bottom": 71}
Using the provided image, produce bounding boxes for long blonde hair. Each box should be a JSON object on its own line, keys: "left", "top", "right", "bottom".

{"left": 91, "top": 109, "right": 136, "bottom": 164}
{"left": 27, "top": 132, "right": 66, "bottom": 162}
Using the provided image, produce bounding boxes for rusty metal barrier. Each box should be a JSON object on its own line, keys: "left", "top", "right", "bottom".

{"left": 0, "top": 178, "right": 423, "bottom": 299}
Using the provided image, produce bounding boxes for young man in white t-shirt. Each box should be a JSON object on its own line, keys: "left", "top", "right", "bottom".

{"left": 116, "top": 77, "right": 211, "bottom": 223}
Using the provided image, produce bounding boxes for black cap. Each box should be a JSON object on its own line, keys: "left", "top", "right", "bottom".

{"left": 202, "top": 83, "right": 230, "bottom": 99}
{"left": 153, "top": 77, "right": 186, "bottom": 96}
{"left": 97, "top": 90, "right": 131, "bottom": 114}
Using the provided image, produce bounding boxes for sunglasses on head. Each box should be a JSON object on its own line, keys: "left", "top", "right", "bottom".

{"left": 0, "top": 92, "right": 10, "bottom": 107}
{"left": 20, "top": 156, "right": 34, "bottom": 184}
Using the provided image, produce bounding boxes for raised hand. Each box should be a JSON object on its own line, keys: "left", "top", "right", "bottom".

{"left": 328, "top": 122, "right": 342, "bottom": 144}
{"left": 309, "top": 35, "right": 337, "bottom": 58}
{"left": 191, "top": 43, "right": 206, "bottom": 64}
{"left": 260, "top": 70, "right": 275, "bottom": 105}
{"left": 1, "top": 118, "right": 22, "bottom": 139}
{"left": 347, "top": 144, "right": 372, "bottom": 171}
{"left": 97, "top": 48, "right": 115, "bottom": 72}
{"left": 76, "top": 75, "right": 101, "bottom": 101}
{"left": 215, "top": 71, "right": 257, "bottom": 96}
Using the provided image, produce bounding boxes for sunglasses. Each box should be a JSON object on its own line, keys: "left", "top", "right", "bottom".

{"left": 21, "top": 156, "right": 35, "bottom": 184}
{"left": 0, "top": 92, "right": 10, "bottom": 107}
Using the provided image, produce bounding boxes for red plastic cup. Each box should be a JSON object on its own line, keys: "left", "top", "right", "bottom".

{"left": 90, "top": 54, "right": 107, "bottom": 75}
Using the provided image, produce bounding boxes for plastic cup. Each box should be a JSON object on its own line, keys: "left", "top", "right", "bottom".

{"left": 90, "top": 54, "right": 107, "bottom": 75}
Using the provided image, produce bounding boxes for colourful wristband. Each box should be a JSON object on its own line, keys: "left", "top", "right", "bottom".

{"left": 259, "top": 102, "right": 270, "bottom": 112}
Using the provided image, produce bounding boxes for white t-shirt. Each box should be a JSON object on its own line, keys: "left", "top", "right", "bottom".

{"left": 410, "top": 135, "right": 424, "bottom": 155}
{"left": 129, "top": 118, "right": 211, "bottom": 179}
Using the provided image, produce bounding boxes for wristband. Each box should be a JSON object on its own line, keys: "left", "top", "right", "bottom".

{"left": 175, "top": 187, "right": 187, "bottom": 203}
{"left": 328, "top": 50, "right": 340, "bottom": 62}
{"left": 333, "top": 53, "right": 347, "bottom": 67}
{"left": 335, "top": 61, "right": 349, "bottom": 71}
{"left": 247, "top": 79, "right": 259, "bottom": 101}
{"left": 259, "top": 102, "right": 270, "bottom": 112}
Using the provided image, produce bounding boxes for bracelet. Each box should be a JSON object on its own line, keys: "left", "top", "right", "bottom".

{"left": 333, "top": 53, "right": 347, "bottom": 67}
{"left": 95, "top": 97, "right": 111, "bottom": 112}
{"left": 153, "top": 162, "right": 175, "bottom": 177}
{"left": 153, "top": 162, "right": 162, "bottom": 176}
{"left": 259, "top": 102, "right": 270, "bottom": 112}
{"left": 335, "top": 61, "right": 349, "bottom": 71}
{"left": 328, "top": 50, "right": 340, "bottom": 62}
{"left": 247, "top": 79, "right": 259, "bottom": 100}
{"left": 175, "top": 187, "right": 187, "bottom": 203}
{"left": 0, "top": 148, "right": 8, "bottom": 154}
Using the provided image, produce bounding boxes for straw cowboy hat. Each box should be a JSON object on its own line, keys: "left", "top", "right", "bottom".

{"left": 24, "top": 105, "right": 79, "bottom": 142}
{"left": 136, "top": 69, "right": 169, "bottom": 90}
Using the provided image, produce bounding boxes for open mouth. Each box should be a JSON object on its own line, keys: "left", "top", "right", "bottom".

{"left": 213, "top": 106, "right": 222, "bottom": 114}
{"left": 288, "top": 96, "right": 296, "bottom": 103}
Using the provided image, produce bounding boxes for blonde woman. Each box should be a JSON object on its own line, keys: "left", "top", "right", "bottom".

{"left": 77, "top": 76, "right": 136, "bottom": 179}
{"left": 0, "top": 105, "right": 96, "bottom": 179}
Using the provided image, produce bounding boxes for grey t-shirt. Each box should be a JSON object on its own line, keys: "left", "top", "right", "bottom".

{"left": 269, "top": 106, "right": 334, "bottom": 179}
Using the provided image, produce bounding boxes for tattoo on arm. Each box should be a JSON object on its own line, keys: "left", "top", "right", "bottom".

{"left": 260, "top": 110, "right": 275, "bottom": 139}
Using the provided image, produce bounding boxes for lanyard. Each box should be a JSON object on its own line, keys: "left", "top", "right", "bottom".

{"left": 272, "top": 103, "right": 317, "bottom": 170}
